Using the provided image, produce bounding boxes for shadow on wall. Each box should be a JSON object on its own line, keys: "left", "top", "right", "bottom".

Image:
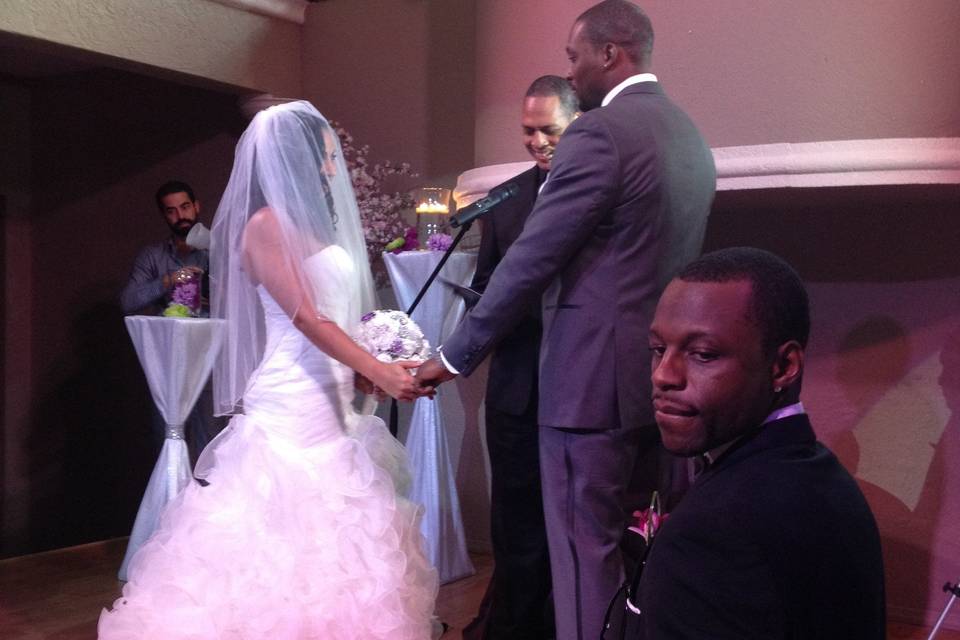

{"left": 705, "top": 184, "right": 960, "bottom": 282}
{"left": 29, "top": 68, "right": 246, "bottom": 214}
{"left": 26, "top": 297, "right": 155, "bottom": 551}
{"left": 12, "top": 68, "right": 246, "bottom": 556}
{"left": 704, "top": 182, "right": 960, "bottom": 625}
{"left": 832, "top": 317, "right": 939, "bottom": 620}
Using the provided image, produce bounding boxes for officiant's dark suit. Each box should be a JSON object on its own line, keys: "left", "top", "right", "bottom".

{"left": 471, "top": 165, "right": 545, "bottom": 430}
{"left": 437, "top": 6, "right": 716, "bottom": 634}
{"left": 465, "top": 165, "right": 554, "bottom": 640}
{"left": 463, "top": 76, "right": 581, "bottom": 640}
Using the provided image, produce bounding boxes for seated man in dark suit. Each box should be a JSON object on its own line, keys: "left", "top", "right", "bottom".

{"left": 638, "top": 247, "right": 885, "bottom": 639}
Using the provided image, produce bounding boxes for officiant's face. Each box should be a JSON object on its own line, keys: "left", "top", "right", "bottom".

{"left": 649, "top": 279, "right": 776, "bottom": 456}
{"left": 522, "top": 95, "right": 576, "bottom": 171}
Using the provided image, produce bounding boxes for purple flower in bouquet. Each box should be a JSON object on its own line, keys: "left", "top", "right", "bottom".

{"left": 426, "top": 233, "right": 452, "bottom": 252}
{"left": 354, "top": 309, "right": 431, "bottom": 363}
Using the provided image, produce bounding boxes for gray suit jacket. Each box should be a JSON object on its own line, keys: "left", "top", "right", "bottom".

{"left": 443, "top": 82, "right": 715, "bottom": 430}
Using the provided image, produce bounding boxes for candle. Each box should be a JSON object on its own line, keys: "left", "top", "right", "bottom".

{"left": 416, "top": 202, "right": 450, "bottom": 214}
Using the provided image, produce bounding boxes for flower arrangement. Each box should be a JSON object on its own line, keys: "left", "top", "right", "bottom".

{"left": 385, "top": 227, "right": 420, "bottom": 254}
{"left": 163, "top": 269, "right": 201, "bottom": 317}
{"left": 331, "top": 122, "right": 419, "bottom": 287}
{"left": 162, "top": 303, "right": 191, "bottom": 318}
{"left": 426, "top": 232, "right": 453, "bottom": 252}
{"left": 354, "top": 309, "right": 431, "bottom": 363}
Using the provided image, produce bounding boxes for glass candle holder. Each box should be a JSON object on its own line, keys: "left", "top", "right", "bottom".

{"left": 415, "top": 187, "right": 451, "bottom": 240}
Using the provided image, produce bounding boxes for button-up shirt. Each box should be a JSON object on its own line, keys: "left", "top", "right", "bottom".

{"left": 120, "top": 238, "right": 208, "bottom": 315}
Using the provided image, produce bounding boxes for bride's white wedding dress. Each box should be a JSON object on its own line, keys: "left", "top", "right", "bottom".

{"left": 99, "top": 247, "right": 438, "bottom": 639}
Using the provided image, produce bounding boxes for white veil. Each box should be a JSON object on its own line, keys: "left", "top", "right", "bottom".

{"left": 210, "top": 100, "right": 377, "bottom": 416}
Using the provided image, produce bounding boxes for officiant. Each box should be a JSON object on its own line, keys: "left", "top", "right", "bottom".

{"left": 463, "top": 75, "right": 579, "bottom": 640}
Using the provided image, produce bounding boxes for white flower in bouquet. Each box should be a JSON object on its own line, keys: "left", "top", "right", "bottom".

{"left": 354, "top": 310, "right": 431, "bottom": 363}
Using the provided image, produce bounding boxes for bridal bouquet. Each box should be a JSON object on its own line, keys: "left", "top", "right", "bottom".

{"left": 354, "top": 310, "right": 431, "bottom": 363}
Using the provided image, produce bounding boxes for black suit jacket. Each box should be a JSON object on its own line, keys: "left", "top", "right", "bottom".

{"left": 443, "top": 82, "right": 715, "bottom": 430}
{"left": 469, "top": 165, "right": 544, "bottom": 416}
{"left": 638, "top": 414, "right": 886, "bottom": 639}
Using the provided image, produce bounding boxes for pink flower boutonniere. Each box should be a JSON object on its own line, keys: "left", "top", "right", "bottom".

{"left": 628, "top": 491, "right": 668, "bottom": 544}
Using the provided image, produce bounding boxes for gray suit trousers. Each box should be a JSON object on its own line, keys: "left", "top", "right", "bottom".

{"left": 539, "top": 426, "right": 642, "bottom": 640}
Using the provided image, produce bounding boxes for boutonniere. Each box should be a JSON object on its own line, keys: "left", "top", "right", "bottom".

{"left": 628, "top": 491, "right": 668, "bottom": 544}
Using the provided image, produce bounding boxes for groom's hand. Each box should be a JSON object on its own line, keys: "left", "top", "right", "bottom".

{"left": 354, "top": 372, "right": 375, "bottom": 395}
{"left": 355, "top": 372, "right": 390, "bottom": 401}
{"left": 416, "top": 356, "right": 456, "bottom": 391}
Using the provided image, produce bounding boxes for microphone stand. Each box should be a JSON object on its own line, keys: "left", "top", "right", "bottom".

{"left": 388, "top": 219, "right": 474, "bottom": 437}
{"left": 927, "top": 580, "right": 960, "bottom": 640}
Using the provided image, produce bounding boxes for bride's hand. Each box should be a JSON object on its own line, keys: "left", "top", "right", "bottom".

{"left": 372, "top": 361, "right": 428, "bottom": 402}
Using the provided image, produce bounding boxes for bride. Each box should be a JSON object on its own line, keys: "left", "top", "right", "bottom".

{"left": 98, "top": 101, "right": 438, "bottom": 639}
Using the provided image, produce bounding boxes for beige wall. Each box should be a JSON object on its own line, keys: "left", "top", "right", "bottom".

{"left": 302, "top": 0, "right": 477, "bottom": 188}
{"left": 475, "top": 0, "right": 960, "bottom": 165}
{"left": 0, "top": 0, "right": 302, "bottom": 95}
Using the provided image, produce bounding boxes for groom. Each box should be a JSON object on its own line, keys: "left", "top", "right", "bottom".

{"left": 416, "top": 1, "right": 716, "bottom": 638}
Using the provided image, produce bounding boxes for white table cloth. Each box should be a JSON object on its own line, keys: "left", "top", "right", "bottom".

{"left": 383, "top": 250, "right": 476, "bottom": 584}
{"left": 118, "top": 316, "right": 225, "bottom": 580}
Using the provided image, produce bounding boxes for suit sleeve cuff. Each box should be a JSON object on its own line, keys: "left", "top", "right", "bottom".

{"left": 438, "top": 349, "right": 460, "bottom": 375}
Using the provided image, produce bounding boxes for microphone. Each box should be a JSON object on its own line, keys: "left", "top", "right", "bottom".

{"left": 449, "top": 181, "right": 520, "bottom": 228}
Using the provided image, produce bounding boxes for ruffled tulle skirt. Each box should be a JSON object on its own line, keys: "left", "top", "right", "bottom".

{"left": 98, "top": 411, "right": 438, "bottom": 639}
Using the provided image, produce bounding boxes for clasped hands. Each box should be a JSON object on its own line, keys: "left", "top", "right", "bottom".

{"left": 355, "top": 356, "right": 457, "bottom": 403}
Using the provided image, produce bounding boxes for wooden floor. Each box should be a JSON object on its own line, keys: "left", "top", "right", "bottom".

{"left": 0, "top": 538, "right": 956, "bottom": 639}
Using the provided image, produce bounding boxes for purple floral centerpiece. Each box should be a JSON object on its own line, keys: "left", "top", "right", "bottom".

{"left": 426, "top": 233, "right": 453, "bottom": 252}
{"left": 354, "top": 309, "right": 431, "bottom": 363}
{"left": 164, "top": 269, "right": 201, "bottom": 317}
